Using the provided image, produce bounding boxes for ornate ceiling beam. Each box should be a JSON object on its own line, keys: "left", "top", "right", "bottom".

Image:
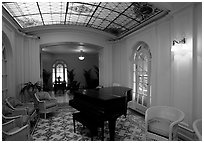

{"left": 86, "top": 2, "right": 101, "bottom": 27}
{"left": 36, "top": 2, "right": 44, "bottom": 25}
{"left": 64, "top": 2, "right": 69, "bottom": 24}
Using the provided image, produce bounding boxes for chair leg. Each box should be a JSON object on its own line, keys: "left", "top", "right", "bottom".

{"left": 101, "top": 123, "right": 104, "bottom": 141}
{"left": 44, "top": 113, "right": 46, "bottom": 119}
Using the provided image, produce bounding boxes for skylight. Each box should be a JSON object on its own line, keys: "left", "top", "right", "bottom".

{"left": 2, "top": 2, "right": 169, "bottom": 37}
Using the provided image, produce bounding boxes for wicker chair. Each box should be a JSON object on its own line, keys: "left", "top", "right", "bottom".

{"left": 34, "top": 91, "right": 58, "bottom": 119}
{"left": 193, "top": 119, "right": 202, "bottom": 141}
{"left": 145, "top": 106, "right": 185, "bottom": 141}
{"left": 5, "top": 97, "right": 36, "bottom": 121}
{"left": 2, "top": 113, "right": 29, "bottom": 127}
{"left": 2, "top": 118, "right": 30, "bottom": 141}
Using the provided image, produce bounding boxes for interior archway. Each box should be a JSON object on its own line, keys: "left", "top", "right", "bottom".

{"left": 2, "top": 31, "right": 14, "bottom": 100}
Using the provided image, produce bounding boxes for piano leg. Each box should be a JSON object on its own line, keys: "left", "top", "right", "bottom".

{"left": 73, "top": 116, "right": 76, "bottom": 133}
{"left": 108, "top": 118, "right": 116, "bottom": 141}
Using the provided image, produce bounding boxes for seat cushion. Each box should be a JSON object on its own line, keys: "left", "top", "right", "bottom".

{"left": 15, "top": 105, "right": 35, "bottom": 115}
{"left": 44, "top": 99, "right": 57, "bottom": 109}
{"left": 8, "top": 127, "right": 21, "bottom": 134}
{"left": 7, "top": 98, "right": 23, "bottom": 108}
{"left": 148, "top": 117, "right": 173, "bottom": 138}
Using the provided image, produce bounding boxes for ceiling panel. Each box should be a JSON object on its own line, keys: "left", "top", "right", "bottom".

{"left": 3, "top": 2, "right": 169, "bottom": 37}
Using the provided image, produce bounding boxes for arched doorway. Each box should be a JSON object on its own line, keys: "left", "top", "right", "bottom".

{"left": 2, "top": 31, "right": 14, "bottom": 100}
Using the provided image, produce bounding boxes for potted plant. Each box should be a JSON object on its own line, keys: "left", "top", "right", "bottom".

{"left": 83, "top": 69, "right": 92, "bottom": 88}
{"left": 43, "top": 69, "right": 52, "bottom": 91}
{"left": 20, "top": 81, "right": 42, "bottom": 102}
{"left": 83, "top": 66, "right": 99, "bottom": 89}
{"left": 67, "top": 69, "right": 80, "bottom": 92}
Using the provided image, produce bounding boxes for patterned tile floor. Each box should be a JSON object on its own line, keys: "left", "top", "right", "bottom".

{"left": 31, "top": 106, "right": 146, "bottom": 141}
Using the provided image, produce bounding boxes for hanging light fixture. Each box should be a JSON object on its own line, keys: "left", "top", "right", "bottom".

{"left": 78, "top": 50, "right": 85, "bottom": 61}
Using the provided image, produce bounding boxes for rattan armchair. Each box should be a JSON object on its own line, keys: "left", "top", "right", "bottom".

{"left": 145, "top": 106, "right": 185, "bottom": 141}
{"left": 2, "top": 118, "right": 30, "bottom": 141}
{"left": 34, "top": 91, "right": 58, "bottom": 119}
{"left": 5, "top": 97, "right": 36, "bottom": 121}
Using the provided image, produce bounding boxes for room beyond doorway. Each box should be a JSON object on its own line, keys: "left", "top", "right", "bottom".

{"left": 40, "top": 42, "right": 101, "bottom": 92}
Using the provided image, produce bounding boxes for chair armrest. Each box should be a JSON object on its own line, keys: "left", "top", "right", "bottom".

{"left": 169, "top": 113, "right": 185, "bottom": 140}
{"left": 3, "top": 124, "right": 29, "bottom": 136}
{"left": 2, "top": 124, "right": 30, "bottom": 141}
{"left": 169, "top": 111, "right": 185, "bottom": 130}
{"left": 3, "top": 114, "right": 22, "bottom": 123}
{"left": 34, "top": 93, "right": 42, "bottom": 102}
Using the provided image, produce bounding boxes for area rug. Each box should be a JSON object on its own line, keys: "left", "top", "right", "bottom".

{"left": 31, "top": 106, "right": 146, "bottom": 141}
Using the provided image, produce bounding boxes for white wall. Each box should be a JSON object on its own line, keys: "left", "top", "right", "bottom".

{"left": 171, "top": 4, "right": 194, "bottom": 128}
{"left": 2, "top": 17, "right": 41, "bottom": 97}
{"left": 192, "top": 3, "right": 202, "bottom": 121}
{"left": 112, "top": 3, "right": 202, "bottom": 130}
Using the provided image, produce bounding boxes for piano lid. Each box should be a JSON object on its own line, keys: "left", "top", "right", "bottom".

{"left": 74, "top": 86, "right": 132, "bottom": 101}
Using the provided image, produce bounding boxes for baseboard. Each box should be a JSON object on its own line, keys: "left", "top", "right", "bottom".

{"left": 128, "top": 101, "right": 147, "bottom": 115}
{"left": 178, "top": 123, "right": 197, "bottom": 141}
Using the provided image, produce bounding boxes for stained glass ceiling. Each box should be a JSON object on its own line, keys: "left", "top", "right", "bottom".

{"left": 2, "top": 2, "right": 169, "bottom": 37}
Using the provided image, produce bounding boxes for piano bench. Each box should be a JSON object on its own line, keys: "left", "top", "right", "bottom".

{"left": 73, "top": 112, "right": 104, "bottom": 141}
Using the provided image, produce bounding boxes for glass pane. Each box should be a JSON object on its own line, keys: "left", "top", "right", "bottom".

{"left": 114, "top": 2, "right": 131, "bottom": 13}
{"left": 143, "top": 96, "right": 148, "bottom": 107}
{"left": 65, "top": 68, "right": 68, "bottom": 86}
{"left": 38, "top": 2, "right": 66, "bottom": 14}
{"left": 100, "top": 20, "right": 110, "bottom": 29}
{"left": 138, "top": 94, "right": 142, "bottom": 104}
{"left": 52, "top": 68, "right": 55, "bottom": 83}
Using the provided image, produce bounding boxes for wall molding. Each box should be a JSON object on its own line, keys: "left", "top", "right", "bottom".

{"left": 178, "top": 124, "right": 196, "bottom": 141}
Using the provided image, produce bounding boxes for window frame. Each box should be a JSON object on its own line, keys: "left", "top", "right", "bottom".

{"left": 52, "top": 60, "right": 68, "bottom": 86}
{"left": 132, "top": 43, "right": 152, "bottom": 108}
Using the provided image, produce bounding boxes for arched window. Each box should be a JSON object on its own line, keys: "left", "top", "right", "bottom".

{"left": 52, "top": 60, "right": 68, "bottom": 86}
{"left": 131, "top": 42, "right": 151, "bottom": 113}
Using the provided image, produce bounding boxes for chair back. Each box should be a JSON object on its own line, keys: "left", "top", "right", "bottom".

{"left": 146, "top": 106, "right": 184, "bottom": 122}
{"left": 35, "top": 91, "right": 51, "bottom": 101}
{"left": 5, "top": 97, "right": 22, "bottom": 110}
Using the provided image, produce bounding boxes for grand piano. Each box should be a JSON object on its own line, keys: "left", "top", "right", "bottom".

{"left": 69, "top": 86, "right": 132, "bottom": 140}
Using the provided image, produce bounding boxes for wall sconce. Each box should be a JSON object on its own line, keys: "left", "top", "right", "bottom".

{"left": 172, "top": 38, "right": 186, "bottom": 46}
{"left": 171, "top": 37, "right": 192, "bottom": 56}
{"left": 78, "top": 50, "right": 85, "bottom": 61}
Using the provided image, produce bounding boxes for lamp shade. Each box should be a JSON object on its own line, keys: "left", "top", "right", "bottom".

{"left": 78, "top": 55, "right": 85, "bottom": 60}
{"left": 78, "top": 50, "right": 85, "bottom": 61}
